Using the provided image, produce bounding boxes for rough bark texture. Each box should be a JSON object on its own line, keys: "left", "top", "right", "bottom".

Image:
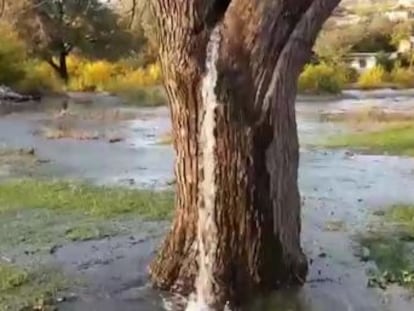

{"left": 149, "top": 0, "right": 340, "bottom": 307}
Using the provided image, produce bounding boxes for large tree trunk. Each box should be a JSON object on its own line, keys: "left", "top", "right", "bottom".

{"left": 149, "top": 0, "right": 340, "bottom": 308}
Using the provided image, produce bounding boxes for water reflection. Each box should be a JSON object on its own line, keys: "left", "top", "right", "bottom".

{"left": 246, "top": 290, "right": 312, "bottom": 311}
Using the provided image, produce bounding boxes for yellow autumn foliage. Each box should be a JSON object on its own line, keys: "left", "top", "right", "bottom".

{"left": 18, "top": 61, "right": 63, "bottom": 93}
{"left": 357, "top": 66, "right": 388, "bottom": 89}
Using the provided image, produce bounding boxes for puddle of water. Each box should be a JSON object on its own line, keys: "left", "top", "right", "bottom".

{"left": 0, "top": 97, "right": 174, "bottom": 187}
{"left": 2, "top": 91, "right": 414, "bottom": 310}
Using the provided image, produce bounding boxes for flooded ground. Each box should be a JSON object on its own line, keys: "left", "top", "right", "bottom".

{"left": 0, "top": 95, "right": 172, "bottom": 187}
{"left": 1, "top": 91, "right": 414, "bottom": 310}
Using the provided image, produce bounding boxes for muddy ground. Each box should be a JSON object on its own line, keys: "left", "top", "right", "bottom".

{"left": 1, "top": 90, "right": 414, "bottom": 310}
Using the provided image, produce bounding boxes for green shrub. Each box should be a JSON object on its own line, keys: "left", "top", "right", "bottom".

{"left": 344, "top": 66, "right": 359, "bottom": 84}
{"left": 390, "top": 67, "right": 414, "bottom": 88}
{"left": 66, "top": 57, "right": 164, "bottom": 105}
{"left": 68, "top": 60, "right": 117, "bottom": 91}
{"left": 0, "top": 23, "right": 26, "bottom": 85}
{"left": 357, "top": 66, "right": 388, "bottom": 89}
{"left": 18, "top": 60, "right": 63, "bottom": 93}
{"left": 325, "top": 123, "right": 414, "bottom": 156}
{"left": 376, "top": 51, "right": 395, "bottom": 72}
{"left": 298, "top": 63, "right": 346, "bottom": 94}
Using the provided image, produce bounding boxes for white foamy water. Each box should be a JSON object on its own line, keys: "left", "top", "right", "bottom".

{"left": 185, "top": 26, "right": 222, "bottom": 311}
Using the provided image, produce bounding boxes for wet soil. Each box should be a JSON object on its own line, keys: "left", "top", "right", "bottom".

{"left": 2, "top": 91, "right": 414, "bottom": 310}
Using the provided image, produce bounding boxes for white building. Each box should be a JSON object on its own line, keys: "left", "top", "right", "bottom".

{"left": 398, "top": 37, "right": 414, "bottom": 53}
{"left": 385, "top": 0, "right": 414, "bottom": 21}
{"left": 385, "top": 10, "right": 411, "bottom": 21}
{"left": 344, "top": 53, "right": 379, "bottom": 72}
{"left": 398, "top": 0, "right": 414, "bottom": 7}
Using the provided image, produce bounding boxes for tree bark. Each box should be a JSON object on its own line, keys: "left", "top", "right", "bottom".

{"left": 46, "top": 52, "right": 69, "bottom": 83}
{"left": 149, "top": 0, "right": 340, "bottom": 308}
{"left": 58, "top": 52, "right": 69, "bottom": 83}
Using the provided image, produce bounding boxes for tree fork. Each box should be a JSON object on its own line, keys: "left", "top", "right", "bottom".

{"left": 149, "top": 0, "right": 340, "bottom": 307}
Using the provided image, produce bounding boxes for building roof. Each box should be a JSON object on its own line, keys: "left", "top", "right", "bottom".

{"left": 346, "top": 52, "right": 381, "bottom": 57}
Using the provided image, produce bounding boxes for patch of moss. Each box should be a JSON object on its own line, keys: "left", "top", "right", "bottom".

{"left": 0, "top": 263, "right": 67, "bottom": 311}
{"left": 325, "top": 123, "right": 414, "bottom": 156}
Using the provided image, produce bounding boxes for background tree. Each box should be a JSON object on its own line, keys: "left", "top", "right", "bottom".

{"left": 391, "top": 21, "right": 414, "bottom": 47}
{"left": 149, "top": 0, "right": 340, "bottom": 308}
{"left": 0, "top": 21, "right": 26, "bottom": 85}
{"left": 315, "top": 23, "right": 365, "bottom": 62}
{"left": 352, "top": 16, "right": 395, "bottom": 52}
{"left": 4, "top": 0, "right": 136, "bottom": 82}
{"left": 316, "top": 14, "right": 406, "bottom": 65}
{"left": 114, "top": 0, "right": 158, "bottom": 66}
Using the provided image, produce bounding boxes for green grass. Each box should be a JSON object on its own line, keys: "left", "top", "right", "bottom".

{"left": 0, "top": 180, "right": 173, "bottom": 309}
{"left": 359, "top": 233, "right": 414, "bottom": 290}
{"left": 387, "top": 204, "right": 414, "bottom": 224}
{"left": 0, "top": 180, "right": 173, "bottom": 308}
{"left": 64, "top": 222, "right": 116, "bottom": 241}
{"left": 0, "top": 209, "right": 123, "bottom": 251}
{"left": 0, "top": 263, "right": 68, "bottom": 311}
{"left": 0, "top": 179, "right": 173, "bottom": 259}
{"left": 0, "top": 264, "right": 28, "bottom": 292}
{"left": 0, "top": 179, "right": 174, "bottom": 220}
{"left": 325, "top": 124, "right": 414, "bottom": 156}
{"left": 357, "top": 204, "right": 414, "bottom": 290}
{"left": 360, "top": 235, "right": 413, "bottom": 275}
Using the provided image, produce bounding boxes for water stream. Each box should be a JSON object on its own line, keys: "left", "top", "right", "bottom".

{"left": 186, "top": 26, "right": 222, "bottom": 311}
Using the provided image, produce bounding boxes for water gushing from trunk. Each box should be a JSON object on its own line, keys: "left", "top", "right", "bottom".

{"left": 186, "top": 26, "right": 222, "bottom": 311}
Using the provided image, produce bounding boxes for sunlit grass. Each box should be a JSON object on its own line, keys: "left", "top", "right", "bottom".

{"left": 0, "top": 179, "right": 174, "bottom": 220}
{"left": 325, "top": 123, "right": 414, "bottom": 156}
{"left": 320, "top": 106, "right": 414, "bottom": 124}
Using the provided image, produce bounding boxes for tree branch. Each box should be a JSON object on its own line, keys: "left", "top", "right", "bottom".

{"left": 64, "top": 42, "right": 73, "bottom": 54}
{"left": 281, "top": 0, "right": 341, "bottom": 75}
{"left": 258, "top": 0, "right": 340, "bottom": 124}
{"left": 0, "top": 0, "right": 5, "bottom": 18}
{"left": 127, "top": 0, "right": 136, "bottom": 29}
{"left": 46, "top": 58, "right": 60, "bottom": 71}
